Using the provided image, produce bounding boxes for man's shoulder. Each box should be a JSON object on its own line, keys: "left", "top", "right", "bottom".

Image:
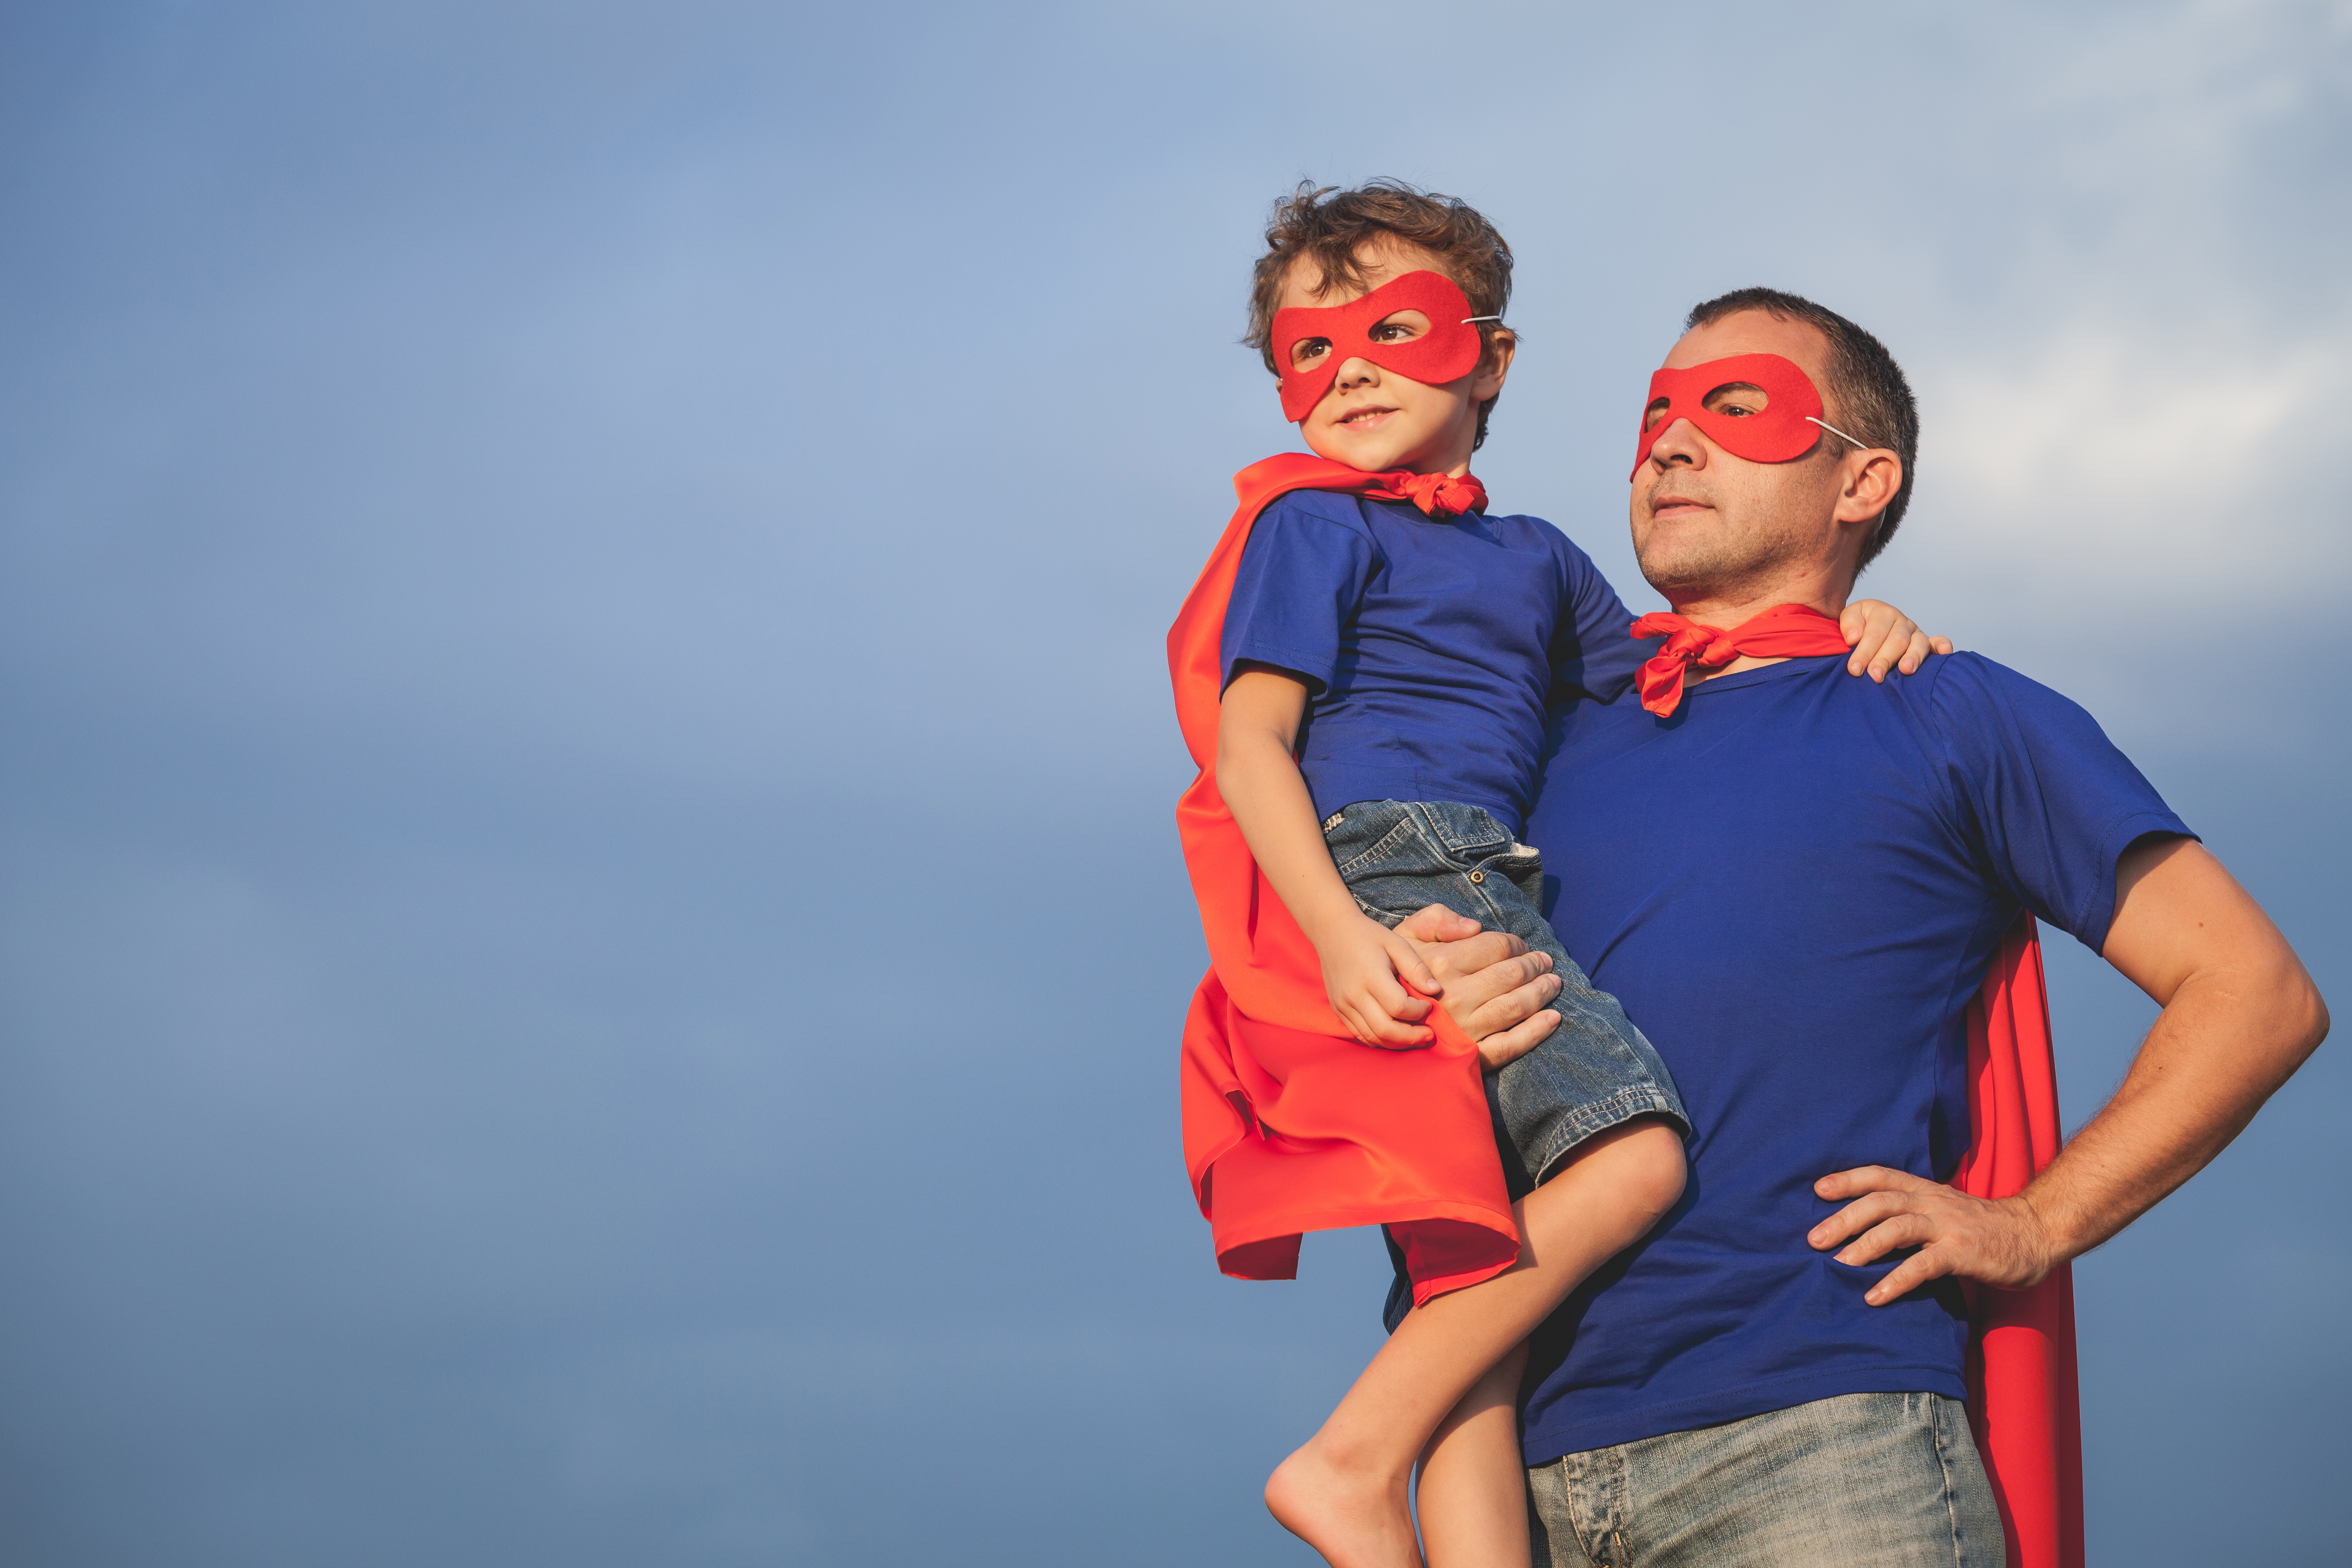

{"left": 1895, "top": 650, "right": 2109, "bottom": 738}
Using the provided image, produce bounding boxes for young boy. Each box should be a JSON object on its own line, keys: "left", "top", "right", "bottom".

{"left": 1171, "top": 181, "right": 1942, "bottom": 1568}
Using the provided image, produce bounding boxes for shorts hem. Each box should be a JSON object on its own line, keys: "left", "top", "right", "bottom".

{"left": 1526, "top": 1085, "right": 1691, "bottom": 1186}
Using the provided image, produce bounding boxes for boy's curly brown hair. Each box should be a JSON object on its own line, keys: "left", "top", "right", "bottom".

{"left": 1244, "top": 180, "right": 1515, "bottom": 449}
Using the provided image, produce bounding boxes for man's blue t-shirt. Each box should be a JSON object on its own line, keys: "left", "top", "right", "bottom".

{"left": 1515, "top": 651, "right": 2191, "bottom": 1463}
{"left": 1218, "top": 491, "right": 1648, "bottom": 839}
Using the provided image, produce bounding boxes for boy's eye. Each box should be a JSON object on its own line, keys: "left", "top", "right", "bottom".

{"left": 1291, "top": 337, "right": 1332, "bottom": 368}
{"left": 1368, "top": 309, "right": 1431, "bottom": 344}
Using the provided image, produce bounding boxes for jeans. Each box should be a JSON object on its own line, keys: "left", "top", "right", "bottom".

{"left": 1526, "top": 1392, "right": 2005, "bottom": 1568}
{"left": 1323, "top": 799, "right": 1687, "bottom": 1194}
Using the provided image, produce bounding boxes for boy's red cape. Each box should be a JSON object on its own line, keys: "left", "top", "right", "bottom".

{"left": 1171, "top": 454, "right": 2083, "bottom": 1568}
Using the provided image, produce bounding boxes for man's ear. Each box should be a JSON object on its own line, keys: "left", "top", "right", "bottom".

{"left": 1834, "top": 450, "right": 1903, "bottom": 528}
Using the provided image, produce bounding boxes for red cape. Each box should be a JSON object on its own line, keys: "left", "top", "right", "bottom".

{"left": 1171, "top": 454, "right": 1522, "bottom": 1307}
{"left": 1170, "top": 455, "right": 2082, "bottom": 1568}
{"left": 1957, "top": 914, "right": 2087, "bottom": 1568}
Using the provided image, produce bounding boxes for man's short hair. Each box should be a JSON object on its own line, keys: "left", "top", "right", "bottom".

{"left": 1246, "top": 180, "right": 1515, "bottom": 450}
{"left": 1685, "top": 288, "right": 1919, "bottom": 569}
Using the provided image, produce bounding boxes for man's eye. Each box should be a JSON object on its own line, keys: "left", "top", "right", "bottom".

{"left": 1643, "top": 399, "right": 1671, "bottom": 431}
{"left": 1702, "top": 383, "right": 1768, "bottom": 419}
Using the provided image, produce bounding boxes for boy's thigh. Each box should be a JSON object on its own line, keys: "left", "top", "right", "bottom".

{"left": 1528, "top": 1393, "right": 2004, "bottom": 1568}
{"left": 1322, "top": 799, "right": 1531, "bottom": 933}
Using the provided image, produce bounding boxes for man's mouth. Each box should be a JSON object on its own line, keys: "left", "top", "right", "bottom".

{"left": 1648, "top": 488, "right": 1714, "bottom": 520}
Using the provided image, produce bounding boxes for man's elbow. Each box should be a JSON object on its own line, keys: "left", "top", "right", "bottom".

{"left": 2252, "top": 946, "right": 2330, "bottom": 1068}
{"left": 2288, "top": 972, "right": 2330, "bottom": 1060}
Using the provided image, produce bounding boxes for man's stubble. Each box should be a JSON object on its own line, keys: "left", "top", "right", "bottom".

{"left": 1632, "top": 454, "right": 1844, "bottom": 609}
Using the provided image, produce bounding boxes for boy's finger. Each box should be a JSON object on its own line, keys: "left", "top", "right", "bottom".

{"left": 1359, "top": 996, "right": 1432, "bottom": 1047}
{"left": 1364, "top": 977, "right": 1435, "bottom": 1046}
{"left": 1389, "top": 939, "right": 1444, "bottom": 997}
{"left": 1395, "top": 904, "right": 1481, "bottom": 942}
{"left": 1368, "top": 970, "right": 1414, "bottom": 1019}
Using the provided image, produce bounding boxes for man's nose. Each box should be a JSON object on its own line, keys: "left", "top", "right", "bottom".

{"left": 1642, "top": 417, "right": 1708, "bottom": 469}
{"left": 1333, "top": 355, "right": 1380, "bottom": 392}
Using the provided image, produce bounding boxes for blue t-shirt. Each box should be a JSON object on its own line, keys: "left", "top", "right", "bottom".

{"left": 1515, "top": 651, "right": 2192, "bottom": 1462}
{"left": 1218, "top": 491, "right": 1646, "bottom": 838}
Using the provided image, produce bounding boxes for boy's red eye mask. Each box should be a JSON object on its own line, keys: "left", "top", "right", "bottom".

{"left": 1271, "top": 271, "right": 1490, "bottom": 423}
{"left": 1631, "top": 353, "right": 1857, "bottom": 479}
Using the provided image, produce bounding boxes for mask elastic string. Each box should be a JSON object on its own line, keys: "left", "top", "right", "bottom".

{"left": 1461, "top": 315, "right": 1504, "bottom": 324}
{"left": 1807, "top": 414, "right": 1870, "bottom": 448}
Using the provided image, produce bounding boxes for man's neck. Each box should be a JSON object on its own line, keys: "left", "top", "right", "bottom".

{"left": 1665, "top": 576, "right": 1849, "bottom": 682}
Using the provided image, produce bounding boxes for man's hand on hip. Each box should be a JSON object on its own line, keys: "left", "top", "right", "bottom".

{"left": 1389, "top": 904, "right": 1564, "bottom": 1071}
{"left": 1806, "top": 1167, "right": 2064, "bottom": 1306}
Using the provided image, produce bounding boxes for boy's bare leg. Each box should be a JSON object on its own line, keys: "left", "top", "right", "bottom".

{"left": 1415, "top": 1341, "right": 1531, "bottom": 1568}
{"left": 1264, "top": 1118, "right": 1685, "bottom": 1568}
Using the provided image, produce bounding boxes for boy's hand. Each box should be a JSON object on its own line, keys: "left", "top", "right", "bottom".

{"left": 1841, "top": 599, "right": 1952, "bottom": 681}
{"left": 1317, "top": 910, "right": 1445, "bottom": 1049}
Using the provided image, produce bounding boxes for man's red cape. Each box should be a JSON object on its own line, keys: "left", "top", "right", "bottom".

{"left": 1170, "top": 453, "right": 2083, "bottom": 1568}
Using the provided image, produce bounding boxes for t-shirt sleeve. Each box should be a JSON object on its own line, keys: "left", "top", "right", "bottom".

{"left": 1549, "top": 535, "right": 1654, "bottom": 705}
{"left": 1928, "top": 654, "right": 2196, "bottom": 952}
{"left": 1218, "top": 497, "right": 1375, "bottom": 694}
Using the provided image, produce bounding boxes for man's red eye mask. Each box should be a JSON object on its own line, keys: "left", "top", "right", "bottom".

{"left": 1272, "top": 271, "right": 1490, "bottom": 423}
{"left": 1631, "top": 353, "right": 1848, "bottom": 479}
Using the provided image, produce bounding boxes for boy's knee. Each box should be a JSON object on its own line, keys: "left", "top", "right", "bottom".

{"left": 1611, "top": 1117, "right": 1688, "bottom": 1223}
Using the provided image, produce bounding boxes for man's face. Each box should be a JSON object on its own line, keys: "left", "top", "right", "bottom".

{"left": 1276, "top": 235, "right": 1510, "bottom": 475}
{"left": 1630, "top": 310, "right": 1853, "bottom": 603}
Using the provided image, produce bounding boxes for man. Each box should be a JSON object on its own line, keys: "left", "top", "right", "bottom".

{"left": 1391, "top": 288, "right": 2327, "bottom": 1566}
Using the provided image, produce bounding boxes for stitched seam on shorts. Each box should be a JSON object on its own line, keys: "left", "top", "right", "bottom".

{"left": 1332, "top": 813, "right": 1424, "bottom": 880}
{"left": 1524, "top": 1086, "right": 1684, "bottom": 1183}
{"left": 1409, "top": 800, "right": 1510, "bottom": 854}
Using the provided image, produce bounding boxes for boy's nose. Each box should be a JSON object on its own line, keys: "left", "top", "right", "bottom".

{"left": 1333, "top": 356, "right": 1380, "bottom": 391}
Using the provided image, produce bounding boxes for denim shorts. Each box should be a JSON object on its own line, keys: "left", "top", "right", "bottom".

{"left": 1322, "top": 800, "right": 1688, "bottom": 1192}
{"left": 1527, "top": 1392, "right": 2004, "bottom": 1568}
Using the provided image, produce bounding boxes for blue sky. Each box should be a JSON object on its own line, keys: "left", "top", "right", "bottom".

{"left": 1, "top": 2, "right": 2346, "bottom": 1562}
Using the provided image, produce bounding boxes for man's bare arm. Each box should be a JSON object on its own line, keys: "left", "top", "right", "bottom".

{"left": 1810, "top": 835, "right": 2330, "bottom": 1303}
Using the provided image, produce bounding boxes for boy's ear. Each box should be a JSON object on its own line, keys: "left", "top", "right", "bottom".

{"left": 1474, "top": 328, "right": 1518, "bottom": 397}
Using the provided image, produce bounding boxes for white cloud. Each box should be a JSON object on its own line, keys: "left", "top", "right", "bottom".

{"left": 1914, "top": 325, "right": 2344, "bottom": 606}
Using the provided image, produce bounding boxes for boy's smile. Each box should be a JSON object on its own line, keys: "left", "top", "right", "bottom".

{"left": 1276, "top": 235, "right": 1514, "bottom": 478}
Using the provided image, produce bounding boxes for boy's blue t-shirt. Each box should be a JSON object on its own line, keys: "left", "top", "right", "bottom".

{"left": 1515, "top": 651, "right": 2192, "bottom": 1462}
{"left": 1218, "top": 491, "right": 1646, "bottom": 838}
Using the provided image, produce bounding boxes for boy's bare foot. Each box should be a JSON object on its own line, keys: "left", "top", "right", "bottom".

{"left": 1264, "top": 1439, "right": 1423, "bottom": 1568}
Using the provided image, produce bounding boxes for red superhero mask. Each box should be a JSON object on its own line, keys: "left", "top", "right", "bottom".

{"left": 1272, "top": 271, "right": 1493, "bottom": 423}
{"left": 1630, "top": 353, "right": 1864, "bottom": 479}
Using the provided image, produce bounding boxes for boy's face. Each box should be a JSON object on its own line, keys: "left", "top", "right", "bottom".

{"left": 1276, "top": 235, "right": 1513, "bottom": 476}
